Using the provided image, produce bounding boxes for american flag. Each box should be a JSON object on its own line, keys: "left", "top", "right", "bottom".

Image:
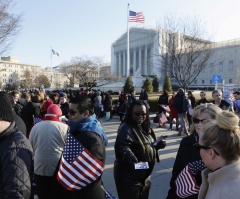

{"left": 159, "top": 113, "right": 168, "bottom": 123}
{"left": 52, "top": 49, "right": 59, "bottom": 56}
{"left": 129, "top": 10, "right": 145, "bottom": 23}
{"left": 57, "top": 133, "right": 104, "bottom": 191}
{"left": 101, "top": 185, "right": 118, "bottom": 199}
{"left": 33, "top": 117, "right": 42, "bottom": 124}
{"left": 175, "top": 160, "right": 206, "bottom": 198}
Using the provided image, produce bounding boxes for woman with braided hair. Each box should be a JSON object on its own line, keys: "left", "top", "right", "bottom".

{"left": 197, "top": 111, "right": 240, "bottom": 199}
{"left": 114, "top": 100, "right": 166, "bottom": 199}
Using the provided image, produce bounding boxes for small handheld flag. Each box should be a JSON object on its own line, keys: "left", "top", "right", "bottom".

{"left": 175, "top": 160, "right": 206, "bottom": 198}
{"left": 57, "top": 133, "right": 104, "bottom": 191}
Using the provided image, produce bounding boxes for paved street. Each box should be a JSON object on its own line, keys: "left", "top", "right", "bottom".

{"left": 101, "top": 117, "right": 183, "bottom": 199}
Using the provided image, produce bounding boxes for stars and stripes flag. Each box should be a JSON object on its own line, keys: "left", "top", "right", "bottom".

{"left": 57, "top": 133, "right": 104, "bottom": 191}
{"left": 33, "top": 117, "right": 42, "bottom": 125}
{"left": 175, "top": 160, "right": 206, "bottom": 198}
{"left": 101, "top": 185, "right": 118, "bottom": 199}
{"left": 159, "top": 113, "right": 168, "bottom": 124}
{"left": 129, "top": 10, "right": 145, "bottom": 23}
{"left": 52, "top": 49, "right": 59, "bottom": 56}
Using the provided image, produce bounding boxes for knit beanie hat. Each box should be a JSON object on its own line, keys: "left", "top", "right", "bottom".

{"left": 43, "top": 99, "right": 53, "bottom": 112}
{"left": 60, "top": 93, "right": 67, "bottom": 99}
{"left": 0, "top": 98, "right": 13, "bottom": 122}
{"left": 47, "top": 104, "right": 62, "bottom": 117}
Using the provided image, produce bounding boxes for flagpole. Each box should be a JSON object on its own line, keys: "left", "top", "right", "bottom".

{"left": 50, "top": 46, "right": 53, "bottom": 89}
{"left": 127, "top": 3, "right": 130, "bottom": 77}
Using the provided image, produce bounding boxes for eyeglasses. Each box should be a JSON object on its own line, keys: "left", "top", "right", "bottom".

{"left": 133, "top": 112, "right": 147, "bottom": 117}
{"left": 193, "top": 118, "right": 206, "bottom": 124}
{"left": 67, "top": 109, "right": 79, "bottom": 116}
{"left": 194, "top": 143, "right": 220, "bottom": 156}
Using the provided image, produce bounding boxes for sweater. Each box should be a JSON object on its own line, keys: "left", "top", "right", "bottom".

{"left": 198, "top": 159, "right": 240, "bottom": 199}
{"left": 29, "top": 118, "right": 68, "bottom": 176}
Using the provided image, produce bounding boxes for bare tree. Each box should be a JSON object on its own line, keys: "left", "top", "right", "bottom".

{"left": 59, "top": 56, "right": 101, "bottom": 89}
{"left": 35, "top": 74, "right": 51, "bottom": 88}
{"left": 97, "top": 69, "right": 123, "bottom": 86}
{"left": 0, "top": 0, "right": 22, "bottom": 56}
{"left": 156, "top": 14, "right": 214, "bottom": 90}
{"left": 60, "top": 56, "right": 122, "bottom": 89}
{"left": 20, "top": 69, "right": 34, "bottom": 89}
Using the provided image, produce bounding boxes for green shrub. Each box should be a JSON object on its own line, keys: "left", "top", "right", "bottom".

{"left": 148, "top": 98, "right": 159, "bottom": 113}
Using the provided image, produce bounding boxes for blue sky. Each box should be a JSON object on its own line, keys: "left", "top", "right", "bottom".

{"left": 8, "top": 0, "right": 240, "bottom": 68}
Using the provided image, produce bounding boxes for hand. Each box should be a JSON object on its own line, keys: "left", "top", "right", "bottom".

{"left": 129, "top": 156, "right": 138, "bottom": 171}
{"left": 155, "top": 140, "right": 166, "bottom": 150}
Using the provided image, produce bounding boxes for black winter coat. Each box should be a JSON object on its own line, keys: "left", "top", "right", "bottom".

{"left": 139, "top": 90, "right": 148, "bottom": 101}
{"left": 21, "top": 102, "right": 40, "bottom": 136}
{"left": 197, "top": 98, "right": 209, "bottom": 105}
{"left": 60, "top": 102, "right": 69, "bottom": 118}
{"left": 13, "top": 110, "right": 27, "bottom": 136}
{"left": 103, "top": 98, "right": 112, "bottom": 112}
{"left": 48, "top": 131, "right": 106, "bottom": 199}
{"left": 114, "top": 123, "right": 158, "bottom": 186}
{"left": 166, "top": 133, "right": 201, "bottom": 199}
{"left": 188, "top": 96, "right": 196, "bottom": 108}
{"left": 0, "top": 122, "right": 33, "bottom": 199}
{"left": 211, "top": 99, "right": 231, "bottom": 111}
{"left": 174, "top": 91, "right": 186, "bottom": 113}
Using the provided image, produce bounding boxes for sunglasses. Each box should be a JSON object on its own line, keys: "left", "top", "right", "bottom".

{"left": 193, "top": 118, "right": 206, "bottom": 124}
{"left": 133, "top": 112, "right": 147, "bottom": 117}
{"left": 193, "top": 143, "right": 220, "bottom": 156}
{"left": 67, "top": 109, "right": 79, "bottom": 116}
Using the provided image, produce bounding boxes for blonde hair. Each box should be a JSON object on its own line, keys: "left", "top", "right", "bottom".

{"left": 190, "top": 103, "right": 222, "bottom": 134}
{"left": 202, "top": 111, "right": 240, "bottom": 162}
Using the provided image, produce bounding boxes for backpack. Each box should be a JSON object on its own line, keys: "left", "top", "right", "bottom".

{"left": 182, "top": 97, "right": 190, "bottom": 112}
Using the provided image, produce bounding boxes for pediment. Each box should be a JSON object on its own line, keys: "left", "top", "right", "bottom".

{"left": 112, "top": 27, "right": 157, "bottom": 46}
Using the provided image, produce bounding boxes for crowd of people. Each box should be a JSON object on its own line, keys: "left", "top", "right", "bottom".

{"left": 0, "top": 87, "right": 240, "bottom": 199}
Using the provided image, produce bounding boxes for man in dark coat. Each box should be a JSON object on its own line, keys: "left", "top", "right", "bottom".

{"left": 59, "top": 92, "right": 69, "bottom": 118}
{"left": 174, "top": 88, "right": 189, "bottom": 136}
{"left": 0, "top": 92, "right": 27, "bottom": 136}
{"left": 197, "top": 91, "right": 209, "bottom": 105}
{"left": 48, "top": 96, "right": 107, "bottom": 199}
{"left": 0, "top": 98, "right": 33, "bottom": 199}
{"left": 211, "top": 89, "right": 231, "bottom": 110}
{"left": 21, "top": 95, "right": 41, "bottom": 137}
{"left": 139, "top": 86, "right": 148, "bottom": 101}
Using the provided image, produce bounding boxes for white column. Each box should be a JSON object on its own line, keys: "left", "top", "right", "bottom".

{"left": 144, "top": 46, "right": 148, "bottom": 76}
{"left": 123, "top": 51, "right": 126, "bottom": 77}
{"left": 133, "top": 48, "right": 136, "bottom": 76}
{"left": 114, "top": 53, "right": 118, "bottom": 75}
{"left": 118, "top": 53, "right": 121, "bottom": 76}
{"left": 139, "top": 47, "right": 142, "bottom": 75}
{"left": 149, "top": 47, "right": 152, "bottom": 75}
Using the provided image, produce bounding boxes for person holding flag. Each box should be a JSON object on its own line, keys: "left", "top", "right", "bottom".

{"left": 48, "top": 96, "right": 108, "bottom": 199}
{"left": 166, "top": 104, "right": 222, "bottom": 199}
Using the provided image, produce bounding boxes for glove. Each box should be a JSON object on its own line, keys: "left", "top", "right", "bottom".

{"left": 155, "top": 140, "right": 166, "bottom": 150}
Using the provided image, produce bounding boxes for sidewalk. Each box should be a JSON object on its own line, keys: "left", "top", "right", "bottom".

{"left": 101, "top": 118, "right": 183, "bottom": 199}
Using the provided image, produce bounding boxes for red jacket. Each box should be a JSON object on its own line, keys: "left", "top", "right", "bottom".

{"left": 169, "top": 97, "right": 178, "bottom": 119}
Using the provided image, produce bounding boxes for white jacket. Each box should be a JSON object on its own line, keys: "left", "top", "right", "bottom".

{"left": 29, "top": 119, "right": 68, "bottom": 176}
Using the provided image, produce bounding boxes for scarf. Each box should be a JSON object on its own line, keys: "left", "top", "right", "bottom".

{"left": 68, "top": 114, "right": 108, "bottom": 146}
{"left": 129, "top": 123, "right": 158, "bottom": 162}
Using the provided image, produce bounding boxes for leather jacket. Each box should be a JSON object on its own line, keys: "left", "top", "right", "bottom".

{"left": 114, "top": 123, "right": 164, "bottom": 186}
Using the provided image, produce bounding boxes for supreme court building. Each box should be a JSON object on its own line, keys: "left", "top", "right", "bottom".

{"left": 111, "top": 27, "right": 161, "bottom": 79}
{"left": 111, "top": 27, "right": 240, "bottom": 90}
